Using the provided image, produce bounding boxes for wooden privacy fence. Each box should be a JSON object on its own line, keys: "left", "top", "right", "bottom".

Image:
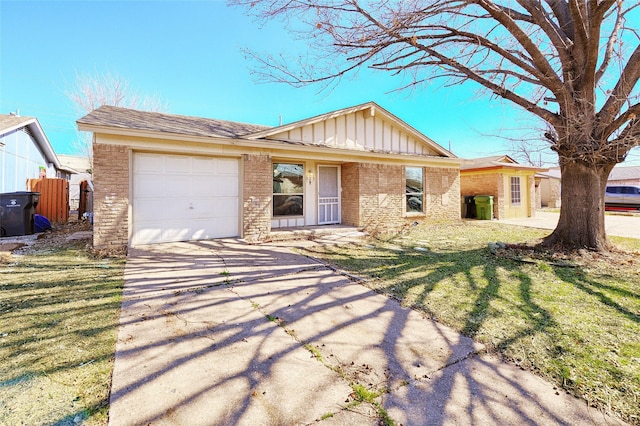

{"left": 78, "top": 180, "right": 93, "bottom": 218}
{"left": 27, "top": 178, "right": 69, "bottom": 223}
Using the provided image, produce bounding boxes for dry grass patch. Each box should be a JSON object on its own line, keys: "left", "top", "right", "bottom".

{"left": 0, "top": 240, "right": 125, "bottom": 425}
{"left": 302, "top": 221, "right": 640, "bottom": 425}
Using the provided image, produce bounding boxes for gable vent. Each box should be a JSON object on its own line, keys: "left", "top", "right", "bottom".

{"left": 21, "top": 127, "right": 34, "bottom": 139}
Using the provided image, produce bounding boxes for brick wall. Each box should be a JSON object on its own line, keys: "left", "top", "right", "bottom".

{"left": 424, "top": 166, "right": 461, "bottom": 221}
{"left": 341, "top": 163, "right": 460, "bottom": 235}
{"left": 340, "top": 162, "right": 360, "bottom": 226}
{"left": 93, "top": 143, "right": 129, "bottom": 249}
{"left": 495, "top": 175, "right": 506, "bottom": 219}
{"left": 527, "top": 175, "right": 536, "bottom": 217}
{"left": 549, "top": 179, "right": 561, "bottom": 208}
{"left": 354, "top": 163, "right": 403, "bottom": 234}
{"left": 460, "top": 172, "right": 501, "bottom": 218}
{"left": 242, "top": 154, "right": 272, "bottom": 242}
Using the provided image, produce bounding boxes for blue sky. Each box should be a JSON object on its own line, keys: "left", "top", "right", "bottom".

{"left": 2, "top": 1, "right": 639, "bottom": 166}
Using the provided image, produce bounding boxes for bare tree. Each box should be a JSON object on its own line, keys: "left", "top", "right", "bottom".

{"left": 67, "top": 70, "right": 167, "bottom": 168}
{"left": 509, "top": 139, "right": 551, "bottom": 167}
{"left": 232, "top": 0, "right": 640, "bottom": 251}
{"left": 506, "top": 124, "right": 558, "bottom": 166}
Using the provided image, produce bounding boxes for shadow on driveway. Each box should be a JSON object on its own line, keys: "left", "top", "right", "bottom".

{"left": 108, "top": 239, "right": 625, "bottom": 425}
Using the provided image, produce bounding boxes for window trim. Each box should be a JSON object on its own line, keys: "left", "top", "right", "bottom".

{"left": 405, "top": 166, "right": 425, "bottom": 214}
{"left": 510, "top": 176, "right": 522, "bottom": 206}
{"left": 272, "top": 162, "right": 305, "bottom": 218}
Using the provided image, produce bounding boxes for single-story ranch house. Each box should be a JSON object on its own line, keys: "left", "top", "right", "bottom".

{"left": 77, "top": 102, "right": 462, "bottom": 248}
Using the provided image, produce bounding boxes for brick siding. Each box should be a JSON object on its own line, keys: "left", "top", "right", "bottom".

{"left": 424, "top": 166, "right": 461, "bottom": 221}
{"left": 527, "top": 175, "right": 536, "bottom": 217}
{"left": 359, "top": 163, "right": 405, "bottom": 234}
{"left": 340, "top": 162, "right": 460, "bottom": 236}
{"left": 93, "top": 143, "right": 129, "bottom": 249}
{"left": 242, "top": 154, "right": 272, "bottom": 242}
{"left": 460, "top": 172, "right": 502, "bottom": 218}
{"left": 340, "top": 162, "right": 360, "bottom": 226}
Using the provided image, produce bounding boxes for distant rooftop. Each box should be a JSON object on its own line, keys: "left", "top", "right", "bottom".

{"left": 609, "top": 165, "right": 640, "bottom": 181}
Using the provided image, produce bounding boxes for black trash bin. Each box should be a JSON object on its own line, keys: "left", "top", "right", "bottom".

{"left": 0, "top": 192, "right": 41, "bottom": 237}
{"left": 464, "top": 195, "right": 476, "bottom": 218}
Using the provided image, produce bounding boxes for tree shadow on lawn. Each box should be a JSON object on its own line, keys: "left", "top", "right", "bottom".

{"left": 551, "top": 266, "right": 639, "bottom": 324}
{"left": 0, "top": 255, "right": 124, "bottom": 425}
{"left": 306, "top": 242, "right": 639, "bottom": 424}
{"left": 310, "top": 244, "right": 557, "bottom": 341}
{"left": 96, "top": 239, "right": 627, "bottom": 426}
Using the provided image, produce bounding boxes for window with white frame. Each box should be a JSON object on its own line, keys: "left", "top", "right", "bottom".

{"left": 406, "top": 167, "right": 424, "bottom": 213}
{"left": 273, "top": 163, "right": 304, "bottom": 216}
{"left": 510, "top": 176, "right": 521, "bottom": 206}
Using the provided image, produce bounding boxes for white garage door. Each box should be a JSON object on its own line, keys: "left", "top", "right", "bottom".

{"left": 132, "top": 153, "right": 239, "bottom": 246}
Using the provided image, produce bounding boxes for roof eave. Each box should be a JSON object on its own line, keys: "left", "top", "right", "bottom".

{"left": 79, "top": 124, "right": 462, "bottom": 166}
{"left": 461, "top": 164, "right": 548, "bottom": 173}
{"left": 27, "top": 119, "right": 61, "bottom": 169}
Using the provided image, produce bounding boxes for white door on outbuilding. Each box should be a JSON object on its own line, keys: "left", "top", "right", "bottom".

{"left": 132, "top": 152, "right": 239, "bottom": 246}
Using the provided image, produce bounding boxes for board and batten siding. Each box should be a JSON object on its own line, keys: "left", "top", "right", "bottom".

{"left": 266, "top": 111, "right": 437, "bottom": 156}
{"left": 0, "top": 128, "right": 54, "bottom": 193}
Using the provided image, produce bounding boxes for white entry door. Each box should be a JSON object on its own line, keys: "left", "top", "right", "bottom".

{"left": 132, "top": 153, "right": 239, "bottom": 246}
{"left": 318, "top": 165, "right": 340, "bottom": 225}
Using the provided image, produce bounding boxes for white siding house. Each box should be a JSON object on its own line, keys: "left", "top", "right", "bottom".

{"left": 0, "top": 114, "right": 64, "bottom": 192}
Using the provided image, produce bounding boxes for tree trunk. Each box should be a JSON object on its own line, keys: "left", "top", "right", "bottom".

{"left": 542, "top": 161, "right": 615, "bottom": 251}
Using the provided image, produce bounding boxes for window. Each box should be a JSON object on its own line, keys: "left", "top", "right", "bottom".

{"left": 510, "top": 176, "right": 521, "bottom": 205}
{"left": 406, "top": 167, "right": 424, "bottom": 213}
{"left": 273, "top": 163, "right": 304, "bottom": 216}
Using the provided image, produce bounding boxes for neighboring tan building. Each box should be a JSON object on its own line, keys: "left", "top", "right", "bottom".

{"left": 534, "top": 164, "right": 640, "bottom": 211}
{"left": 460, "top": 155, "right": 547, "bottom": 220}
{"left": 58, "top": 154, "right": 93, "bottom": 212}
{"left": 77, "top": 102, "right": 462, "bottom": 249}
{"left": 537, "top": 167, "right": 561, "bottom": 208}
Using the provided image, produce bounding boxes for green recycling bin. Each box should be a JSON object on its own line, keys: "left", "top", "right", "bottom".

{"left": 474, "top": 195, "right": 494, "bottom": 220}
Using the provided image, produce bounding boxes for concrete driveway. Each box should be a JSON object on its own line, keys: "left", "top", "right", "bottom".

{"left": 109, "top": 239, "right": 625, "bottom": 425}
{"left": 499, "top": 211, "right": 640, "bottom": 239}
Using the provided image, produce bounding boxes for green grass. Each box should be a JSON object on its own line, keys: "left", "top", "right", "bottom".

{"left": 0, "top": 243, "right": 125, "bottom": 425}
{"left": 348, "top": 383, "right": 394, "bottom": 425}
{"left": 302, "top": 221, "right": 640, "bottom": 425}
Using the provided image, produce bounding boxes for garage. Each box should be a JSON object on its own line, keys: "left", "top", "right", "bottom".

{"left": 132, "top": 152, "right": 239, "bottom": 246}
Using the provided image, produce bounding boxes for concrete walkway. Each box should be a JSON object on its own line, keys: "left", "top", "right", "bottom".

{"left": 109, "top": 239, "right": 626, "bottom": 425}
{"left": 498, "top": 211, "right": 640, "bottom": 239}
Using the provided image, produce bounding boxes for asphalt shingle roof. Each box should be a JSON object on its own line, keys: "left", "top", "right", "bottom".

{"left": 0, "top": 114, "right": 36, "bottom": 134}
{"left": 77, "top": 105, "right": 271, "bottom": 139}
{"left": 609, "top": 166, "right": 640, "bottom": 180}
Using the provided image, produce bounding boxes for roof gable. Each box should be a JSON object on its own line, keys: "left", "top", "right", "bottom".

{"left": 77, "top": 102, "right": 458, "bottom": 162}
{"left": 247, "top": 102, "right": 455, "bottom": 158}
{"left": 461, "top": 155, "right": 546, "bottom": 172}
{"left": 0, "top": 114, "right": 60, "bottom": 168}
{"left": 0, "top": 115, "right": 37, "bottom": 134}
{"left": 462, "top": 155, "right": 518, "bottom": 167}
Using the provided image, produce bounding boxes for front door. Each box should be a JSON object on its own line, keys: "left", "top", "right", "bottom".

{"left": 318, "top": 165, "right": 340, "bottom": 225}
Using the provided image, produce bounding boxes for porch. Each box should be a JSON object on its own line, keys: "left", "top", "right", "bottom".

{"left": 265, "top": 224, "right": 366, "bottom": 244}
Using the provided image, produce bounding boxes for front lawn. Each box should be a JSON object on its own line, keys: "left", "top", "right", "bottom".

{"left": 302, "top": 221, "right": 640, "bottom": 425}
{"left": 0, "top": 241, "right": 125, "bottom": 425}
